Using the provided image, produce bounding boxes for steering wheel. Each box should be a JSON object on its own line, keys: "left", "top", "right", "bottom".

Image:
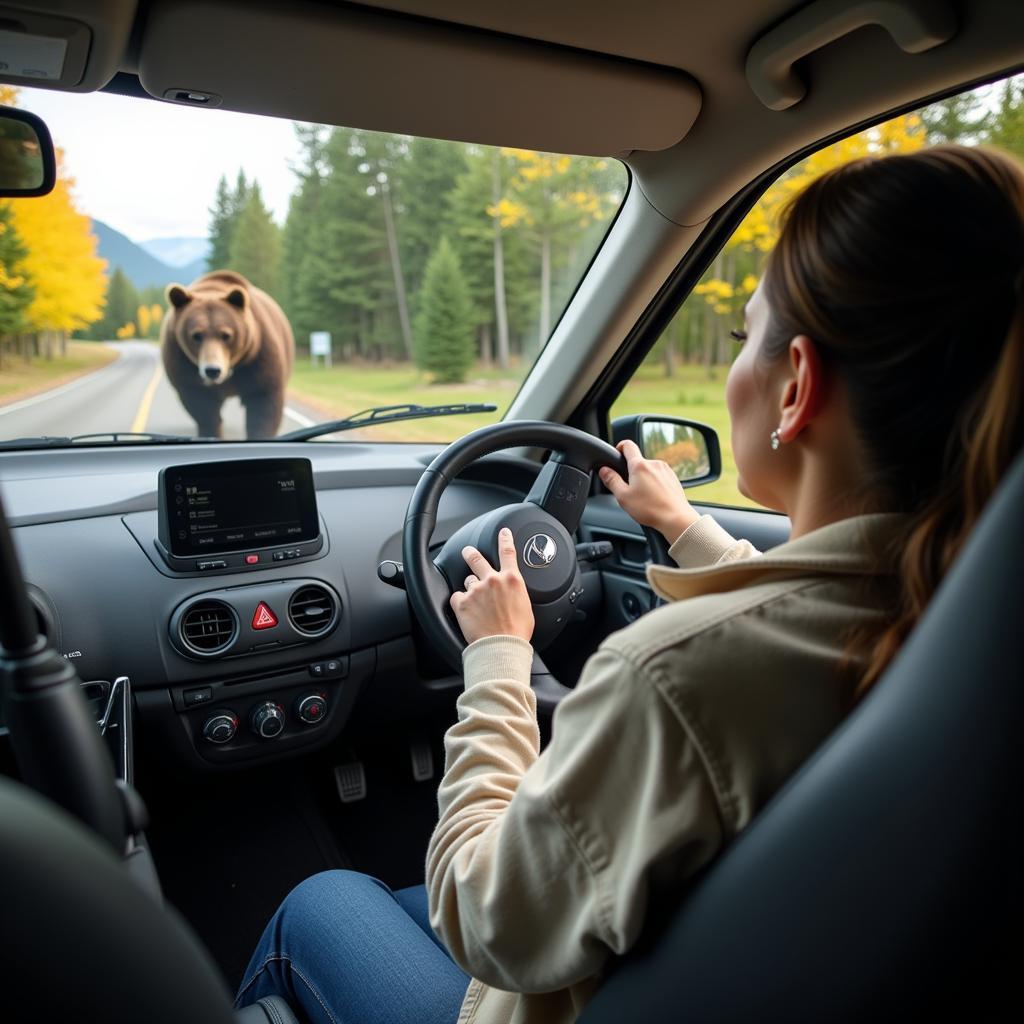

{"left": 402, "top": 420, "right": 669, "bottom": 676}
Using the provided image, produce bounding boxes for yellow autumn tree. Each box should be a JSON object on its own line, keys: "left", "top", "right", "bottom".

{"left": 495, "top": 148, "right": 615, "bottom": 347}
{"left": 10, "top": 152, "right": 107, "bottom": 339}
{"left": 696, "top": 114, "right": 926, "bottom": 335}
{"left": 4, "top": 84, "right": 107, "bottom": 350}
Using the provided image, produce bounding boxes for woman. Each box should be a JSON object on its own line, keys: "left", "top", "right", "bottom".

{"left": 235, "top": 145, "right": 1024, "bottom": 1024}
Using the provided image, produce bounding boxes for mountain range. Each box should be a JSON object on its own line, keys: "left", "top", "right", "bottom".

{"left": 91, "top": 219, "right": 209, "bottom": 290}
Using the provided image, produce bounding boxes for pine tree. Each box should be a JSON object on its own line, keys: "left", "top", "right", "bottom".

{"left": 0, "top": 201, "right": 34, "bottom": 338}
{"left": 227, "top": 181, "right": 281, "bottom": 293}
{"left": 445, "top": 147, "right": 535, "bottom": 367}
{"left": 414, "top": 237, "right": 475, "bottom": 383}
{"left": 207, "top": 174, "right": 235, "bottom": 269}
{"left": 400, "top": 137, "right": 468, "bottom": 303}
{"left": 280, "top": 124, "right": 327, "bottom": 345}
{"left": 301, "top": 127, "right": 394, "bottom": 357}
{"left": 95, "top": 267, "right": 139, "bottom": 339}
{"left": 984, "top": 77, "right": 1024, "bottom": 159}
{"left": 920, "top": 92, "right": 985, "bottom": 144}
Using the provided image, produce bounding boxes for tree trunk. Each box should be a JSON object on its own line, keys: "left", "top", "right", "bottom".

{"left": 539, "top": 230, "right": 552, "bottom": 350}
{"left": 60, "top": 330, "right": 68, "bottom": 358}
{"left": 664, "top": 331, "right": 676, "bottom": 378}
{"left": 479, "top": 321, "right": 492, "bottom": 369}
{"left": 492, "top": 151, "right": 511, "bottom": 370}
{"left": 380, "top": 181, "right": 413, "bottom": 360}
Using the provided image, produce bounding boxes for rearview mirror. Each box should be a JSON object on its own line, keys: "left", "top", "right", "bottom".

{"left": 0, "top": 106, "right": 56, "bottom": 197}
{"left": 611, "top": 415, "right": 721, "bottom": 487}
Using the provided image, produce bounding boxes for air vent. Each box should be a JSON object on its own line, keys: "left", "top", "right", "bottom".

{"left": 288, "top": 585, "right": 337, "bottom": 637}
{"left": 180, "top": 600, "right": 238, "bottom": 655}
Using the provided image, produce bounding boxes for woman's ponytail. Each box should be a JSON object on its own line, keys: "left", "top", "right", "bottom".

{"left": 762, "top": 145, "right": 1024, "bottom": 706}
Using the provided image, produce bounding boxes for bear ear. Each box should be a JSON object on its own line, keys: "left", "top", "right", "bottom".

{"left": 225, "top": 287, "right": 248, "bottom": 311}
{"left": 166, "top": 285, "right": 192, "bottom": 309}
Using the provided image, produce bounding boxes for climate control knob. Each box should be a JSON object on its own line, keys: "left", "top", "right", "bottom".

{"left": 295, "top": 692, "right": 328, "bottom": 725}
{"left": 202, "top": 712, "right": 238, "bottom": 745}
{"left": 250, "top": 701, "right": 285, "bottom": 739}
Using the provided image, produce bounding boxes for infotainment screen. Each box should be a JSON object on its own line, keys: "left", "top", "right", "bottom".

{"left": 158, "top": 458, "right": 319, "bottom": 557}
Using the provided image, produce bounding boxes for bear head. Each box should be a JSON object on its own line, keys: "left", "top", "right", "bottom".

{"left": 165, "top": 282, "right": 256, "bottom": 386}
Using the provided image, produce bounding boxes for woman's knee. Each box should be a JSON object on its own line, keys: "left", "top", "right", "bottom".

{"left": 275, "top": 870, "right": 391, "bottom": 933}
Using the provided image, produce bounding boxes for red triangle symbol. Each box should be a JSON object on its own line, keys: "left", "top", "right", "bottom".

{"left": 252, "top": 602, "right": 278, "bottom": 630}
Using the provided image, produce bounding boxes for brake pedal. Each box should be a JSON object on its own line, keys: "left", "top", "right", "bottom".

{"left": 410, "top": 739, "right": 435, "bottom": 782}
{"left": 334, "top": 762, "right": 367, "bottom": 803}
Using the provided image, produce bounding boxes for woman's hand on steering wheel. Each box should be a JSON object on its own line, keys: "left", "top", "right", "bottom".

{"left": 450, "top": 528, "right": 535, "bottom": 646}
{"left": 599, "top": 439, "right": 701, "bottom": 544}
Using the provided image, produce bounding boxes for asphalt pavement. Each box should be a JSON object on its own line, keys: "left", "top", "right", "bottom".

{"left": 0, "top": 341, "right": 321, "bottom": 443}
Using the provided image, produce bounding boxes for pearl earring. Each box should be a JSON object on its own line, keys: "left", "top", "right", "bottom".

{"left": 770, "top": 429, "right": 781, "bottom": 451}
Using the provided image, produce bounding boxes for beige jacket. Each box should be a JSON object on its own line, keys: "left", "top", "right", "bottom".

{"left": 425, "top": 512, "right": 903, "bottom": 1024}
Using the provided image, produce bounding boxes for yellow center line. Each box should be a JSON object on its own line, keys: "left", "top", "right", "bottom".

{"left": 130, "top": 361, "right": 164, "bottom": 433}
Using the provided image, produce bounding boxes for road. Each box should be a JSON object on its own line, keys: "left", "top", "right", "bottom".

{"left": 0, "top": 341, "right": 323, "bottom": 442}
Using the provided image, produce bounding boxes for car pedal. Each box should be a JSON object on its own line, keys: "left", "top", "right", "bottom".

{"left": 334, "top": 762, "right": 367, "bottom": 803}
{"left": 410, "top": 739, "right": 434, "bottom": 782}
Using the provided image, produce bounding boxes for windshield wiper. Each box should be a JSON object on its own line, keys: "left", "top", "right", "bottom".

{"left": 0, "top": 432, "right": 205, "bottom": 450}
{"left": 278, "top": 403, "right": 498, "bottom": 442}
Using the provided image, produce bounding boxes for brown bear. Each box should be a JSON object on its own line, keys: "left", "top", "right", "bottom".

{"left": 160, "top": 270, "right": 295, "bottom": 439}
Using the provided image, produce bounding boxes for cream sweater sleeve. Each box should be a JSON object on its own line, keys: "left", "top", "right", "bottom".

{"left": 425, "top": 635, "right": 723, "bottom": 993}
{"left": 668, "top": 513, "right": 761, "bottom": 568}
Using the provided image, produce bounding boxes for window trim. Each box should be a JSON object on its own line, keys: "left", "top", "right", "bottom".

{"left": 573, "top": 62, "right": 1024, "bottom": 514}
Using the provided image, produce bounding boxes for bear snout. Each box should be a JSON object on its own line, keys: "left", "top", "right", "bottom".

{"left": 197, "top": 341, "right": 233, "bottom": 385}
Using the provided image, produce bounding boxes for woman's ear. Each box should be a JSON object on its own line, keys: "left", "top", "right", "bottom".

{"left": 776, "top": 335, "right": 826, "bottom": 443}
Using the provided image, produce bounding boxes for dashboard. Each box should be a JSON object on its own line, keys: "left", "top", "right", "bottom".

{"left": 0, "top": 440, "right": 554, "bottom": 771}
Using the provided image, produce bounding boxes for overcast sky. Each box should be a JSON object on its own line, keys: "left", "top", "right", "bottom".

{"left": 18, "top": 86, "right": 306, "bottom": 241}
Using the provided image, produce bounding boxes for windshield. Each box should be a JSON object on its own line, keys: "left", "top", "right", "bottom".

{"left": 0, "top": 87, "right": 627, "bottom": 446}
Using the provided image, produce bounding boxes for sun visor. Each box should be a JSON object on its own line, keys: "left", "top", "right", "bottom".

{"left": 0, "top": 1, "right": 135, "bottom": 93}
{"left": 137, "top": 0, "right": 701, "bottom": 157}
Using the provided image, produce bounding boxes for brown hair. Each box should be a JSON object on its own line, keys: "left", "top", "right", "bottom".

{"left": 761, "top": 144, "right": 1024, "bottom": 704}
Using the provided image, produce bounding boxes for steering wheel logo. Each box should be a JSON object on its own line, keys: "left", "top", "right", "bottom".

{"left": 523, "top": 533, "right": 558, "bottom": 568}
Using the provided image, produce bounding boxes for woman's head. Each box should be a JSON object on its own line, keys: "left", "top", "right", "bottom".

{"left": 727, "top": 143, "right": 1024, "bottom": 699}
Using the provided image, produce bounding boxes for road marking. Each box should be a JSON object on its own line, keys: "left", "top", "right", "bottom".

{"left": 283, "top": 404, "right": 317, "bottom": 428}
{"left": 130, "top": 361, "right": 164, "bottom": 433}
{"left": 0, "top": 345, "right": 124, "bottom": 418}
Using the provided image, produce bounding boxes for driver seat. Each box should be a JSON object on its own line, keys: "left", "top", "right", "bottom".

{"left": 2, "top": 453, "right": 1021, "bottom": 1022}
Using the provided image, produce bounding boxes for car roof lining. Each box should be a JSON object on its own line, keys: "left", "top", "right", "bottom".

{"left": 5, "top": 2, "right": 1020, "bottom": 216}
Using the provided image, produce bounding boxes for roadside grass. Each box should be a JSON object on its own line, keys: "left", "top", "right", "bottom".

{"left": 0, "top": 341, "right": 118, "bottom": 405}
{"left": 286, "top": 358, "right": 761, "bottom": 510}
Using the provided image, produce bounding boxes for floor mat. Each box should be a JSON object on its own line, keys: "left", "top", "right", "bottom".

{"left": 139, "top": 760, "right": 349, "bottom": 992}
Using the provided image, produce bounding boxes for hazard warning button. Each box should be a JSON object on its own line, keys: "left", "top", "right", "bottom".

{"left": 252, "top": 602, "right": 278, "bottom": 630}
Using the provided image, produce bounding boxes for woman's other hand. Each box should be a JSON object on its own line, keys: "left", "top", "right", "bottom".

{"left": 450, "top": 527, "right": 535, "bottom": 646}
{"left": 598, "top": 439, "right": 701, "bottom": 543}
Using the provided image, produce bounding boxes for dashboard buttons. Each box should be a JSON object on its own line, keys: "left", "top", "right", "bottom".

{"left": 252, "top": 602, "right": 278, "bottom": 630}
{"left": 296, "top": 692, "right": 328, "bottom": 725}
{"left": 196, "top": 559, "right": 228, "bottom": 571}
{"left": 309, "top": 658, "right": 346, "bottom": 679}
{"left": 202, "top": 712, "right": 238, "bottom": 744}
{"left": 250, "top": 701, "right": 285, "bottom": 738}
{"left": 245, "top": 554, "right": 260, "bottom": 565}
{"left": 183, "top": 686, "right": 213, "bottom": 707}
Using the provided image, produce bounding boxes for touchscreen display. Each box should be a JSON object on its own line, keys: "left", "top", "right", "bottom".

{"left": 160, "top": 459, "right": 319, "bottom": 556}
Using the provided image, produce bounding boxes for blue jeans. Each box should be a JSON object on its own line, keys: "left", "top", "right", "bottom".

{"left": 234, "top": 870, "right": 471, "bottom": 1024}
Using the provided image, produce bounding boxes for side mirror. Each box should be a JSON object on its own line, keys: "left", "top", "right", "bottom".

{"left": 0, "top": 105, "right": 56, "bottom": 197}
{"left": 611, "top": 415, "right": 721, "bottom": 487}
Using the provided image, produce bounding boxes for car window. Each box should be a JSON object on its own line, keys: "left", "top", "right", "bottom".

{"left": 610, "top": 71, "right": 1024, "bottom": 510}
{"left": 0, "top": 86, "right": 627, "bottom": 445}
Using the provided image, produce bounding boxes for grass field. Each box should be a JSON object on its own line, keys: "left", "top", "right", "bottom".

{"left": 288, "top": 357, "right": 758, "bottom": 509}
{"left": 0, "top": 341, "right": 118, "bottom": 405}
